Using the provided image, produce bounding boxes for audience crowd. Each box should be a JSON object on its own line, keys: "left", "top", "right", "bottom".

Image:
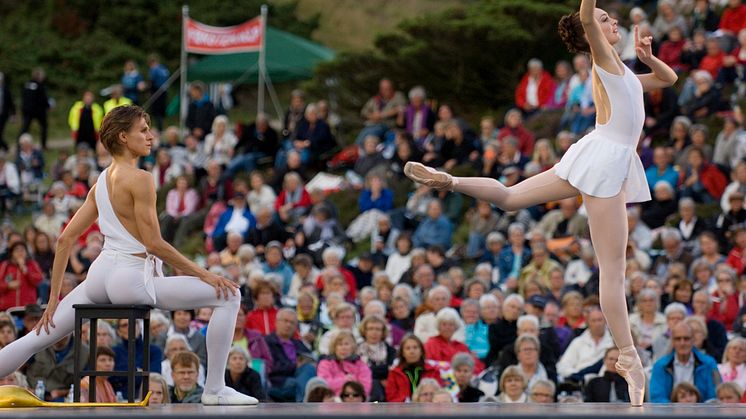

{"left": 4, "top": 0, "right": 746, "bottom": 405}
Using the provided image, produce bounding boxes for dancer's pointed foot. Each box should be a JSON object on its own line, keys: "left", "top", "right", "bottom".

{"left": 404, "top": 162, "right": 454, "bottom": 191}
{"left": 615, "top": 346, "right": 645, "bottom": 406}
{"left": 202, "top": 387, "right": 259, "bottom": 405}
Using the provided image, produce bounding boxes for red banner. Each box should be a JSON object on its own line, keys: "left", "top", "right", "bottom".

{"left": 185, "top": 17, "right": 263, "bottom": 54}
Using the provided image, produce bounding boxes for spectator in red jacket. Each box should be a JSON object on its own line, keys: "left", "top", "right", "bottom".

{"left": 274, "top": 172, "right": 311, "bottom": 224}
{"left": 659, "top": 26, "right": 688, "bottom": 72}
{"left": 385, "top": 334, "right": 443, "bottom": 402}
{"left": 423, "top": 308, "right": 484, "bottom": 373}
{"left": 726, "top": 226, "right": 746, "bottom": 275}
{"left": 708, "top": 267, "right": 740, "bottom": 331}
{"left": 698, "top": 37, "right": 725, "bottom": 80}
{"left": 515, "top": 59, "right": 555, "bottom": 117}
{"left": 498, "top": 109, "right": 535, "bottom": 156}
{"left": 245, "top": 278, "right": 279, "bottom": 335}
{"left": 678, "top": 147, "right": 728, "bottom": 203}
{"left": 0, "top": 242, "right": 43, "bottom": 310}
{"left": 720, "top": 0, "right": 746, "bottom": 38}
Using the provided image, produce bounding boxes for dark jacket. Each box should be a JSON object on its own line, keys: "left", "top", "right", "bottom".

{"left": 485, "top": 318, "right": 517, "bottom": 366}
{"left": 186, "top": 96, "right": 216, "bottom": 137}
{"left": 237, "top": 122, "right": 280, "bottom": 156}
{"left": 168, "top": 384, "right": 203, "bottom": 404}
{"left": 0, "top": 78, "right": 14, "bottom": 119}
{"left": 225, "top": 367, "right": 267, "bottom": 401}
{"left": 26, "top": 338, "right": 88, "bottom": 396}
{"left": 295, "top": 119, "right": 336, "bottom": 155}
{"left": 584, "top": 372, "right": 630, "bottom": 402}
{"left": 264, "top": 333, "right": 314, "bottom": 387}
{"left": 458, "top": 385, "right": 485, "bottom": 402}
{"left": 21, "top": 79, "right": 49, "bottom": 116}
{"left": 247, "top": 220, "right": 289, "bottom": 248}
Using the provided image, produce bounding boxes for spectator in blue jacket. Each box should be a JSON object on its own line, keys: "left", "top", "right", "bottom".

{"left": 649, "top": 321, "right": 721, "bottom": 403}
{"left": 212, "top": 192, "right": 256, "bottom": 251}
{"left": 358, "top": 174, "right": 393, "bottom": 213}
{"left": 412, "top": 200, "right": 453, "bottom": 249}
{"left": 645, "top": 146, "right": 680, "bottom": 194}
{"left": 497, "top": 223, "right": 531, "bottom": 290}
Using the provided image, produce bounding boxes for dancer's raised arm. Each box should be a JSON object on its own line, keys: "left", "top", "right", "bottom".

{"left": 633, "top": 25, "right": 678, "bottom": 91}
{"left": 579, "top": 0, "right": 618, "bottom": 72}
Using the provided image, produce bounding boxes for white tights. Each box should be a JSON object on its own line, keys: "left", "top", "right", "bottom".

{"left": 453, "top": 168, "right": 633, "bottom": 349}
{"left": 0, "top": 250, "right": 240, "bottom": 394}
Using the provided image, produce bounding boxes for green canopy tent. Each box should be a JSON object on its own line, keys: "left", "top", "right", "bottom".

{"left": 187, "top": 26, "right": 335, "bottom": 84}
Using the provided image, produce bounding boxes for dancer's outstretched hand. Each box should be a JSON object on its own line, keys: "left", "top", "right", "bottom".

{"left": 202, "top": 272, "right": 239, "bottom": 300}
{"left": 634, "top": 25, "right": 653, "bottom": 63}
{"left": 34, "top": 300, "right": 58, "bottom": 335}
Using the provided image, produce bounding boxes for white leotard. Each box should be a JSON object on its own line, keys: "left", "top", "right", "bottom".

{"left": 554, "top": 63, "right": 651, "bottom": 203}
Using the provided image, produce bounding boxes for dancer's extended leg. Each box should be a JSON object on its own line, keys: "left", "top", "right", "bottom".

{"left": 582, "top": 190, "right": 645, "bottom": 406}
{"left": 452, "top": 169, "right": 579, "bottom": 211}
{"left": 0, "top": 283, "right": 98, "bottom": 377}
{"left": 405, "top": 162, "right": 579, "bottom": 211}
{"left": 147, "top": 275, "right": 239, "bottom": 394}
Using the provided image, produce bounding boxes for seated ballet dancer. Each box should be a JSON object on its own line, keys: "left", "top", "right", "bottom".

{"left": 0, "top": 106, "right": 258, "bottom": 405}
{"left": 404, "top": 0, "right": 676, "bottom": 406}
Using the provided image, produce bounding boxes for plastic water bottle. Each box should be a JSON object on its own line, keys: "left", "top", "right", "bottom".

{"left": 116, "top": 391, "right": 124, "bottom": 403}
{"left": 34, "top": 380, "right": 45, "bottom": 400}
{"left": 66, "top": 384, "right": 75, "bottom": 403}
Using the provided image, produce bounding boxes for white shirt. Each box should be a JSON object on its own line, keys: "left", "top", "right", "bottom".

{"left": 526, "top": 77, "right": 539, "bottom": 108}
{"left": 414, "top": 311, "right": 465, "bottom": 344}
{"left": 673, "top": 354, "right": 695, "bottom": 387}
{"left": 225, "top": 206, "right": 250, "bottom": 234}
{"left": 385, "top": 252, "right": 411, "bottom": 284}
{"left": 557, "top": 329, "right": 614, "bottom": 378}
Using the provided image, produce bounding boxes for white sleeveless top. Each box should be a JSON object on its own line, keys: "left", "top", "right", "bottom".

{"left": 95, "top": 168, "right": 163, "bottom": 303}
{"left": 553, "top": 63, "right": 651, "bottom": 203}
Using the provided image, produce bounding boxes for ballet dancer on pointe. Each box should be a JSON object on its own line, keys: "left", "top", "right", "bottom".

{"left": 0, "top": 106, "right": 258, "bottom": 405}
{"left": 404, "top": 0, "right": 677, "bottom": 406}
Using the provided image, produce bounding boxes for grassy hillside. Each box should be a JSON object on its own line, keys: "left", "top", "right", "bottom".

{"left": 278, "top": 0, "right": 473, "bottom": 51}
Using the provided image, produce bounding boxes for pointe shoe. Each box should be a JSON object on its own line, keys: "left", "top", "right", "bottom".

{"left": 615, "top": 347, "right": 645, "bottom": 406}
{"left": 404, "top": 162, "right": 454, "bottom": 191}
{"left": 202, "top": 387, "right": 259, "bottom": 405}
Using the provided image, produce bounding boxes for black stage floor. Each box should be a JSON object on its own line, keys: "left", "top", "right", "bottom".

{"left": 1, "top": 403, "right": 745, "bottom": 419}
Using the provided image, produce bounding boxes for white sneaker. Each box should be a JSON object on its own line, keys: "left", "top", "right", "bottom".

{"left": 201, "top": 387, "right": 259, "bottom": 406}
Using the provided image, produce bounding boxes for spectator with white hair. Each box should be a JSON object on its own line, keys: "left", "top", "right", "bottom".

{"left": 515, "top": 58, "right": 555, "bottom": 116}
{"left": 452, "top": 352, "right": 484, "bottom": 402}
{"left": 318, "top": 302, "right": 360, "bottom": 356}
{"left": 627, "top": 207, "right": 653, "bottom": 251}
{"left": 402, "top": 85, "right": 435, "bottom": 143}
{"left": 161, "top": 334, "right": 206, "bottom": 387}
{"left": 203, "top": 114, "right": 238, "bottom": 166}
{"left": 718, "top": 337, "right": 746, "bottom": 390}
{"left": 653, "top": 228, "right": 695, "bottom": 279}
{"left": 479, "top": 293, "right": 501, "bottom": 325}
{"left": 461, "top": 298, "right": 489, "bottom": 360}
{"left": 225, "top": 345, "right": 266, "bottom": 401}
{"left": 642, "top": 181, "right": 679, "bottom": 229}
{"left": 680, "top": 70, "right": 721, "bottom": 120}
{"left": 629, "top": 288, "right": 667, "bottom": 351}
{"left": 556, "top": 307, "right": 613, "bottom": 380}
{"left": 652, "top": 302, "right": 690, "bottom": 361}
{"left": 692, "top": 290, "right": 728, "bottom": 355}
{"left": 675, "top": 197, "right": 709, "bottom": 254}
{"left": 315, "top": 246, "right": 358, "bottom": 300}
{"left": 414, "top": 285, "right": 458, "bottom": 343}
{"left": 494, "top": 314, "right": 558, "bottom": 384}
{"left": 528, "top": 379, "right": 556, "bottom": 403}
{"left": 150, "top": 310, "right": 171, "bottom": 351}
{"left": 480, "top": 231, "right": 506, "bottom": 269}
{"left": 486, "top": 294, "right": 524, "bottom": 365}
{"left": 424, "top": 307, "right": 484, "bottom": 372}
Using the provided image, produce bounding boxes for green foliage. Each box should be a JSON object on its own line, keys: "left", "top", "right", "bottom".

{"left": 306, "top": 0, "right": 576, "bottom": 130}
{"left": 0, "top": 0, "right": 318, "bottom": 97}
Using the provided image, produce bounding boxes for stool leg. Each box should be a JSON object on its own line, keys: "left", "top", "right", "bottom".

{"left": 142, "top": 315, "right": 150, "bottom": 400}
{"left": 89, "top": 318, "right": 97, "bottom": 403}
{"left": 73, "top": 311, "right": 82, "bottom": 403}
{"left": 127, "top": 315, "right": 136, "bottom": 403}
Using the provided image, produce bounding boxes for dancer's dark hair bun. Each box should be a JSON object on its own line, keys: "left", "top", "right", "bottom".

{"left": 558, "top": 12, "right": 590, "bottom": 54}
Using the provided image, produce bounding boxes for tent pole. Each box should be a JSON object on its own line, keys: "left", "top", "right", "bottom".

{"left": 180, "top": 5, "right": 189, "bottom": 136}
{"left": 263, "top": 71, "right": 284, "bottom": 123}
{"left": 257, "top": 4, "right": 268, "bottom": 116}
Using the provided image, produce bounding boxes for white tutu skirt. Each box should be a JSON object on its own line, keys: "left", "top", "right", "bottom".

{"left": 553, "top": 130, "right": 651, "bottom": 203}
